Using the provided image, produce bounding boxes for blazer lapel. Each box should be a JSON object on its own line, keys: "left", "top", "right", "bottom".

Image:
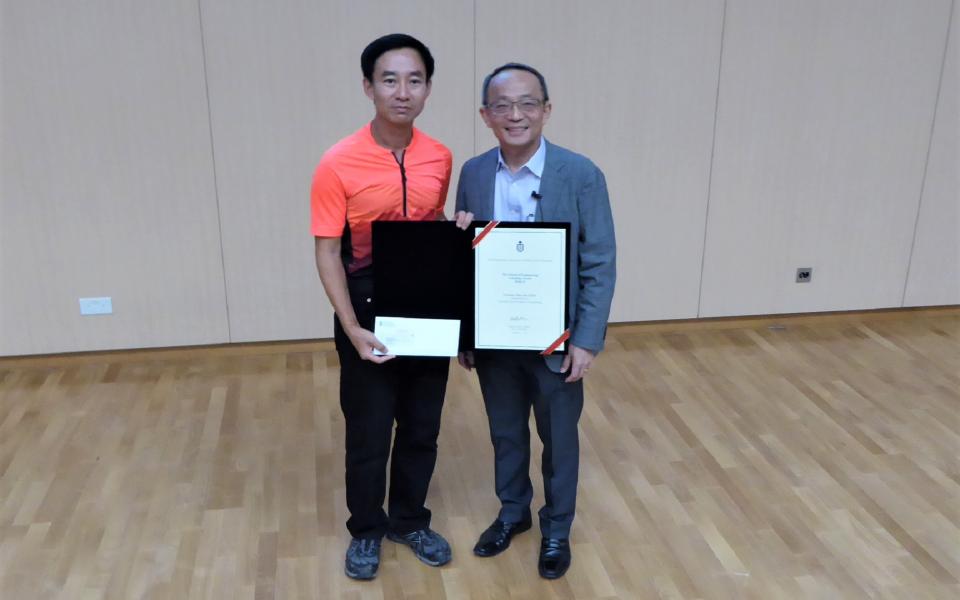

{"left": 477, "top": 149, "right": 498, "bottom": 220}
{"left": 535, "top": 140, "right": 564, "bottom": 222}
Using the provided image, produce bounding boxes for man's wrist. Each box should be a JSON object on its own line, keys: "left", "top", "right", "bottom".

{"left": 569, "top": 337, "right": 601, "bottom": 355}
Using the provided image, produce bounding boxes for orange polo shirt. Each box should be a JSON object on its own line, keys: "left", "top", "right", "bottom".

{"left": 311, "top": 123, "right": 452, "bottom": 275}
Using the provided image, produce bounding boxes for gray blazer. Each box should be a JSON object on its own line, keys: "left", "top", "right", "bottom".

{"left": 455, "top": 140, "right": 617, "bottom": 366}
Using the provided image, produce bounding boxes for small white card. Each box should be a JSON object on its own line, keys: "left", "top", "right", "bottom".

{"left": 373, "top": 316, "right": 461, "bottom": 357}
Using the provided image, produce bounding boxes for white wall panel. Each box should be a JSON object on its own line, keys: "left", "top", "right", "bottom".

{"left": 905, "top": 5, "right": 959, "bottom": 307}
{"left": 1, "top": 1, "right": 954, "bottom": 357}
{"left": 700, "top": 0, "right": 953, "bottom": 316}
{"left": 475, "top": 0, "right": 724, "bottom": 322}
{"left": 200, "top": 0, "right": 475, "bottom": 342}
{"left": 0, "top": 0, "right": 228, "bottom": 355}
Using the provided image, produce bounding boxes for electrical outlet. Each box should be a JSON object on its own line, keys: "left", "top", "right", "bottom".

{"left": 79, "top": 297, "right": 113, "bottom": 315}
{"left": 796, "top": 268, "right": 812, "bottom": 283}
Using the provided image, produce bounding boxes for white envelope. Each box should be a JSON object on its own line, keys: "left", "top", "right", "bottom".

{"left": 373, "top": 316, "right": 461, "bottom": 357}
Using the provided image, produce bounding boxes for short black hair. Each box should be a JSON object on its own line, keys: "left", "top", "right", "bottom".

{"left": 361, "top": 34, "right": 435, "bottom": 82}
{"left": 481, "top": 63, "right": 549, "bottom": 105}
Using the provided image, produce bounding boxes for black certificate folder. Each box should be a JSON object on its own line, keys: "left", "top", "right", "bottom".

{"left": 372, "top": 220, "right": 570, "bottom": 353}
{"left": 371, "top": 220, "right": 475, "bottom": 347}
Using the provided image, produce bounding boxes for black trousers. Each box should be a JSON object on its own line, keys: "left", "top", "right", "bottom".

{"left": 334, "top": 274, "right": 449, "bottom": 539}
{"left": 474, "top": 351, "right": 584, "bottom": 539}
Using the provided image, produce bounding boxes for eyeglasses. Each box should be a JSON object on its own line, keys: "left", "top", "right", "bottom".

{"left": 485, "top": 98, "right": 544, "bottom": 116}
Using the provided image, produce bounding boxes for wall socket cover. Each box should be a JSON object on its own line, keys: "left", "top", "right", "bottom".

{"left": 79, "top": 297, "right": 113, "bottom": 315}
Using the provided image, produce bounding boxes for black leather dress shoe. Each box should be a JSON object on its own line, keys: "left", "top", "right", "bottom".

{"left": 538, "top": 538, "right": 571, "bottom": 579}
{"left": 472, "top": 518, "right": 532, "bottom": 557}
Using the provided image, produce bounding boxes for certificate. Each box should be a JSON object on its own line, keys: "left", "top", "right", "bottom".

{"left": 373, "top": 316, "right": 461, "bottom": 357}
{"left": 473, "top": 225, "right": 568, "bottom": 351}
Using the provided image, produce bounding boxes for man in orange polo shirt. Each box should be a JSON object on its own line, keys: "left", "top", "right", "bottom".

{"left": 311, "top": 34, "right": 471, "bottom": 581}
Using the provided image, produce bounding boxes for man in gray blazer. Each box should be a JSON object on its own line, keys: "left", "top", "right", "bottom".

{"left": 455, "top": 63, "right": 616, "bottom": 579}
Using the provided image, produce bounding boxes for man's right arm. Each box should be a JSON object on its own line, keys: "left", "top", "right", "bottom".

{"left": 315, "top": 237, "right": 392, "bottom": 363}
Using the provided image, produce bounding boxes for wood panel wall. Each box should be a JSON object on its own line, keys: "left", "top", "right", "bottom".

{"left": 1, "top": 0, "right": 956, "bottom": 355}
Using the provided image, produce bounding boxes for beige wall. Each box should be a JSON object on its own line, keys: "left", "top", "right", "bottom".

{"left": 1, "top": 0, "right": 957, "bottom": 356}
{"left": 905, "top": 0, "right": 959, "bottom": 307}
{"left": 700, "top": 0, "right": 954, "bottom": 316}
{"left": 1, "top": 0, "right": 230, "bottom": 355}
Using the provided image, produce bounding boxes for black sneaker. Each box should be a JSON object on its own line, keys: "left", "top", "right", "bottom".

{"left": 386, "top": 528, "right": 452, "bottom": 566}
{"left": 344, "top": 537, "right": 381, "bottom": 580}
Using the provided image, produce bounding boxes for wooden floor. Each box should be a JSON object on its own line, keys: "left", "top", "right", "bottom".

{"left": 1, "top": 309, "right": 958, "bottom": 599}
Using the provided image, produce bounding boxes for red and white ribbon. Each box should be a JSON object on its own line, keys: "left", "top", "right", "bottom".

{"left": 541, "top": 329, "right": 571, "bottom": 356}
{"left": 471, "top": 220, "right": 500, "bottom": 249}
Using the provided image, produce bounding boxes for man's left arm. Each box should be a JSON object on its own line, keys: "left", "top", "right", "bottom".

{"left": 563, "top": 165, "right": 616, "bottom": 382}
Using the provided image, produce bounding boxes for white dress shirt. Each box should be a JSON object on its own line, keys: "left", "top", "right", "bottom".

{"left": 493, "top": 137, "right": 546, "bottom": 222}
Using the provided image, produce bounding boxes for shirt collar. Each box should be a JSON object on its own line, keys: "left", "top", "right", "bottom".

{"left": 497, "top": 137, "right": 546, "bottom": 177}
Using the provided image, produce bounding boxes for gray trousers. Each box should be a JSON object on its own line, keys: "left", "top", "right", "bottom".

{"left": 474, "top": 351, "right": 585, "bottom": 539}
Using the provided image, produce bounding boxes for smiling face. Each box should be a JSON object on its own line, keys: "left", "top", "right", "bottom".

{"left": 480, "top": 69, "right": 551, "bottom": 156}
{"left": 363, "top": 47, "right": 431, "bottom": 126}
